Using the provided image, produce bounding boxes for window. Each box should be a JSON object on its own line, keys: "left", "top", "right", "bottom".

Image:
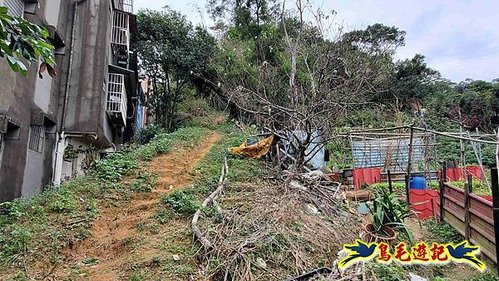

{"left": 1, "top": 0, "right": 25, "bottom": 17}
{"left": 29, "top": 125, "right": 45, "bottom": 152}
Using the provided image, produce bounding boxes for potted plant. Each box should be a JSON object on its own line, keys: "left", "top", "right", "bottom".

{"left": 363, "top": 188, "right": 413, "bottom": 243}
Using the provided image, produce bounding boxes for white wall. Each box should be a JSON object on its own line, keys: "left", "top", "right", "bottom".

{"left": 33, "top": 64, "right": 54, "bottom": 112}
{"left": 21, "top": 149, "right": 44, "bottom": 197}
{"left": 44, "top": 0, "right": 62, "bottom": 27}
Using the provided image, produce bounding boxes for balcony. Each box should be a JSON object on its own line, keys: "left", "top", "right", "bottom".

{"left": 106, "top": 73, "right": 127, "bottom": 126}
{"left": 111, "top": 10, "right": 130, "bottom": 66}
{"left": 114, "top": 0, "right": 133, "bottom": 13}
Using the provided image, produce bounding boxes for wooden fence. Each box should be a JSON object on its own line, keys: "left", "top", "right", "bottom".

{"left": 440, "top": 182, "right": 496, "bottom": 263}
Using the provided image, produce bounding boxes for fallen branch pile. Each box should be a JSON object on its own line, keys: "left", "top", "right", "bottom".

{"left": 192, "top": 155, "right": 228, "bottom": 252}
{"left": 193, "top": 163, "right": 364, "bottom": 280}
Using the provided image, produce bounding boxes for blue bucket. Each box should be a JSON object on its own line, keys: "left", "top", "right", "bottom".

{"left": 410, "top": 175, "right": 426, "bottom": 190}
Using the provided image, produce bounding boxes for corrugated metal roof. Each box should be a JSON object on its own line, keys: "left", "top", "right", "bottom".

{"left": 2, "top": 0, "right": 24, "bottom": 17}
{"left": 351, "top": 136, "right": 433, "bottom": 172}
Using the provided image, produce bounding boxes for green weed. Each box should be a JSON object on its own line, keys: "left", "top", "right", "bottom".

{"left": 0, "top": 125, "right": 212, "bottom": 274}
{"left": 369, "top": 262, "right": 407, "bottom": 281}
{"left": 0, "top": 225, "right": 32, "bottom": 265}
{"left": 132, "top": 172, "right": 157, "bottom": 193}
{"left": 164, "top": 190, "right": 200, "bottom": 215}
{"left": 92, "top": 150, "right": 139, "bottom": 181}
{"left": 424, "top": 218, "right": 462, "bottom": 243}
{"left": 450, "top": 180, "right": 492, "bottom": 196}
{"left": 135, "top": 123, "right": 166, "bottom": 144}
{"left": 136, "top": 221, "right": 145, "bottom": 232}
{"left": 155, "top": 209, "right": 173, "bottom": 224}
{"left": 136, "top": 126, "right": 208, "bottom": 161}
{"left": 82, "top": 257, "right": 100, "bottom": 266}
{"left": 469, "top": 272, "right": 499, "bottom": 281}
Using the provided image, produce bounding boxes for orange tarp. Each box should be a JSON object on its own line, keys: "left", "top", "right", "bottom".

{"left": 229, "top": 135, "right": 274, "bottom": 159}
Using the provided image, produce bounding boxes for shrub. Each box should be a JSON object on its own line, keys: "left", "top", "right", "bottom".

{"left": 369, "top": 263, "right": 407, "bottom": 281}
{"left": 132, "top": 172, "right": 157, "bottom": 193}
{"left": 164, "top": 190, "right": 200, "bottom": 215}
{"left": 368, "top": 187, "right": 413, "bottom": 242}
{"left": 0, "top": 225, "right": 32, "bottom": 265}
{"left": 92, "top": 151, "right": 138, "bottom": 181}
{"left": 424, "top": 218, "right": 462, "bottom": 243}
{"left": 135, "top": 124, "right": 166, "bottom": 145}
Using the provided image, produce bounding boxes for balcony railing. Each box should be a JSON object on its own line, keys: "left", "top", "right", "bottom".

{"left": 111, "top": 11, "right": 129, "bottom": 47}
{"left": 114, "top": 0, "right": 133, "bottom": 13}
{"left": 111, "top": 10, "right": 130, "bottom": 65}
{"left": 106, "top": 73, "right": 127, "bottom": 126}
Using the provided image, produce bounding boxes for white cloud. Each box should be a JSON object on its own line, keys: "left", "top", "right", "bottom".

{"left": 134, "top": 0, "right": 210, "bottom": 27}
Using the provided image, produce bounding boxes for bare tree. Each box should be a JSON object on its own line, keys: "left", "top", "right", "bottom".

{"left": 212, "top": 0, "right": 400, "bottom": 169}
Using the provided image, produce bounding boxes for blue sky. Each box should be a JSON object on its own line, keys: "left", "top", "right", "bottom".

{"left": 134, "top": 0, "right": 499, "bottom": 83}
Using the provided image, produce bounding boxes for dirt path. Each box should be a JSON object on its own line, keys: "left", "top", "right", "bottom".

{"left": 58, "top": 133, "right": 221, "bottom": 280}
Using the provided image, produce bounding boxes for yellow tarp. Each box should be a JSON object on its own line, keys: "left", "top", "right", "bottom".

{"left": 229, "top": 135, "right": 274, "bottom": 159}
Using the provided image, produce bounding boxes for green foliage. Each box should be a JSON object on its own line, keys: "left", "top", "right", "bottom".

{"left": 369, "top": 263, "right": 407, "bottom": 281}
{"left": 343, "top": 23, "right": 406, "bottom": 56}
{"left": 132, "top": 172, "right": 157, "bottom": 193}
{"left": 164, "top": 190, "right": 200, "bottom": 215}
{"left": 468, "top": 272, "right": 499, "bottom": 281}
{"left": 154, "top": 209, "right": 173, "bottom": 224}
{"left": 177, "top": 95, "right": 227, "bottom": 130}
{"left": 92, "top": 150, "right": 139, "bottom": 182}
{"left": 0, "top": 176, "right": 106, "bottom": 268}
{"left": 43, "top": 186, "right": 78, "bottom": 213}
{"left": 449, "top": 180, "right": 492, "bottom": 196}
{"left": 370, "top": 182, "right": 407, "bottom": 190}
{"left": 326, "top": 138, "right": 353, "bottom": 170}
{"left": 137, "top": 126, "right": 208, "bottom": 161}
{"left": 0, "top": 124, "right": 213, "bottom": 272}
{"left": 0, "top": 200, "right": 26, "bottom": 225}
{"left": 0, "top": 6, "right": 56, "bottom": 76}
{"left": 135, "top": 124, "right": 166, "bottom": 145}
{"left": 0, "top": 224, "right": 31, "bottom": 264}
{"left": 393, "top": 54, "right": 440, "bottom": 109}
{"left": 134, "top": 8, "right": 216, "bottom": 130}
{"left": 368, "top": 188, "right": 413, "bottom": 242}
{"left": 423, "top": 218, "right": 462, "bottom": 243}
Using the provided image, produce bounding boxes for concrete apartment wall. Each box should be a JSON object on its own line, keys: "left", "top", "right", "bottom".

{"left": 61, "top": 0, "right": 113, "bottom": 147}
{"left": 0, "top": 62, "right": 42, "bottom": 200}
{"left": 0, "top": 0, "right": 139, "bottom": 201}
{"left": 0, "top": 0, "right": 64, "bottom": 201}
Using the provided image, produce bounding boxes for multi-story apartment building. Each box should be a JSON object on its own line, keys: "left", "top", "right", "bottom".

{"left": 0, "top": 0, "right": 139, "bottom": 202}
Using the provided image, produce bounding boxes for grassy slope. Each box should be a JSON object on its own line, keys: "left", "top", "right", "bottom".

{"left": 4, "top": 96, "right": 493, "bottom": 280}
{"left": 0, "top": 126, "right": 209, "bottom": 279}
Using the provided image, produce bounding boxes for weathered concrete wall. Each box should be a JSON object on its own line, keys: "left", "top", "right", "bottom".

{"left": 0, "top": 63, "right": 39, "bottom": 201}
{"left": 62, "top": 0, "right": 113, "bottom": 147}
{"left": 21, "top": 147, "right": 44, "bottom": 198}
{"left": 0, "top": 61, "right": 18, "bottom": 113}
{"left": 0, "top": 0, "right": 64, "bottom": 201}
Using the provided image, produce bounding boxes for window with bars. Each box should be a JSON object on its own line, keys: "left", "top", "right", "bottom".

{"left": 1, "top": 0, "right": 25, "bottom": 17}
{"left": 29, "top": 125, "right": 45, "bottom": 153}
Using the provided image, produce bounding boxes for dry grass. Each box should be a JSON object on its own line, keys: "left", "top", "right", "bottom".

{"left": 198, "top": 173, "right": 363, "bottom": 280}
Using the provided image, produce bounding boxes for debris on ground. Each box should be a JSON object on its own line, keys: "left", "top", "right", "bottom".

{"left": 229, "top": 134, "right": 274, "bottom": 159}
{"left": 193, "top": 161, "right": 363, "bottom": 280}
